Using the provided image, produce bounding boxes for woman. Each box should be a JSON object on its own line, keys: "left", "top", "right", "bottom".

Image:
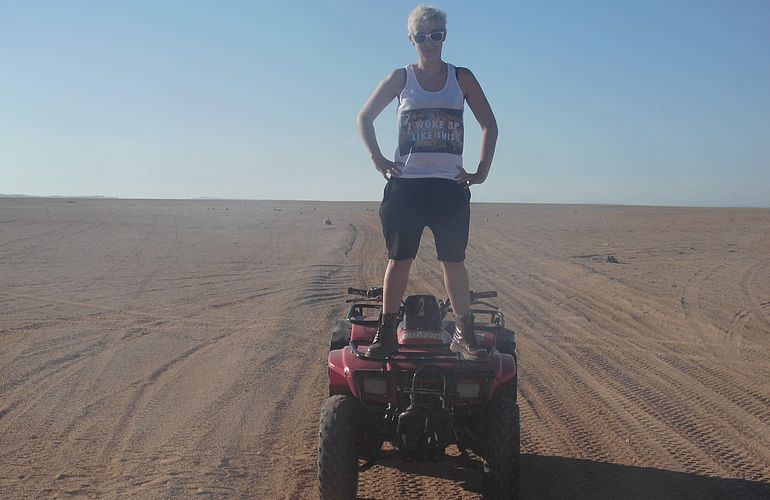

{"left": 356, "top": 4, "right": 498, "bottom": 360}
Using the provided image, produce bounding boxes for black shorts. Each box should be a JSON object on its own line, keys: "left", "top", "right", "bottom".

{"left": 379, "top": 177, "right": 471, "bottom": 262}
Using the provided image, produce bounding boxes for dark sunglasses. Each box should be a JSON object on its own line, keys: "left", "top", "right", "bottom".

{"left": 412, "top": 30, "right": 445, "bottom": 44}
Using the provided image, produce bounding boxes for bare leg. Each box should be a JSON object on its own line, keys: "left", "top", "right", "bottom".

{"left": 441, "top": 260, "right": 470, "bottom": 316}
{"left": 382, "top": 258, "right": 413, "bottom": 313}
{"left": 443, "top": 260, "right": 487, "bottom": 360}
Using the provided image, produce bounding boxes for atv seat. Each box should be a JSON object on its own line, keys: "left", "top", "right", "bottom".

{"left": 402, "top": 295, "right": 443, "bottom": 331}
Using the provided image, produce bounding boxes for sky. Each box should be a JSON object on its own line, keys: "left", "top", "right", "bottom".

{"left": 2, "top": 0, "right": 769, "bottom": 207}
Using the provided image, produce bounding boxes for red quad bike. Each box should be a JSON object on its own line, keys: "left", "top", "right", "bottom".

{"left": 317, "top": 287, "right": 520, "bottom": 499}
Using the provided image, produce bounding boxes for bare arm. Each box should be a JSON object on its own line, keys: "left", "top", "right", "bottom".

{"left": 356, "top": 68, "right": 406, "bottom": 179}
{"left": 457, "top": 67, "right": 498, "bottom": 185}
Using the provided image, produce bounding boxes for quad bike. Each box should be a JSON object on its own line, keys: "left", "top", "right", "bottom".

{"left": 317, "top": 287, "right": 519, "bottom": 499}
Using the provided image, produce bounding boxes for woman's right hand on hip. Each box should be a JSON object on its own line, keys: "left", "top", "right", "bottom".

{"left": 373, "top": 156, "right": 402, "bottom": 180}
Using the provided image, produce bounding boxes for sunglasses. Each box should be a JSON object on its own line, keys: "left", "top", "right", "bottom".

{"left": 412, "top": 30, "right": 445, "bottom": 44}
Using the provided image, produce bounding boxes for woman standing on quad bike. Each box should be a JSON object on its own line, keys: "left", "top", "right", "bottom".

{"left": 357, "top": 4, "right": 498, "bottom": 360}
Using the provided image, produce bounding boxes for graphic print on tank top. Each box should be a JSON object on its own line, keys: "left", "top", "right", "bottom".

{"left": 395, "top": 63, "right": 465, "bottom": 180}
{"left": 398, "top": 108, "right": 464, "bottom": 155}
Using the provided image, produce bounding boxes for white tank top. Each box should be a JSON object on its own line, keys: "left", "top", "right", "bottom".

{"left": 395, "top": 63, "right": 465, "bottom": 180}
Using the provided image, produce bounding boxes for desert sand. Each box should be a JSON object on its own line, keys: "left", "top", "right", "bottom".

{"left": 1, "top": 197, "right": 769, "bottom": 499}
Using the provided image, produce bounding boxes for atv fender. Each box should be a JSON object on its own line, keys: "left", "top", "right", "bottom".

{"left": 328, "top": 348, "right": 351, "bottom": 396}
{"left": 328, "top": 347, "right": 384, "bottom": 397}
{"left": 492, "top": 353, "right": 517, "bottom": 396}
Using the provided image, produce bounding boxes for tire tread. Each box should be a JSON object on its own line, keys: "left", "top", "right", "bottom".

{"left": 318, "top": 395, "right": 358, "bottom": 499}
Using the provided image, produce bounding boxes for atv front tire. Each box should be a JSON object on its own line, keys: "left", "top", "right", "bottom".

{"left": 318, "top": 395, "right": 358, "bottom": 500}
{"left": 481, "top": 396, "right": 520, "bottom": 499}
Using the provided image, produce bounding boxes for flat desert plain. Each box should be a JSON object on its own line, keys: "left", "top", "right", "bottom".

{"left": 1, "top": 197, "right": 769, "bottom": 499}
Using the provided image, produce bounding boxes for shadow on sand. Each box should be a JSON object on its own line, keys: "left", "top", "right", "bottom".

{"left": 370, "top": 452, "right": 770, "bottom": 499}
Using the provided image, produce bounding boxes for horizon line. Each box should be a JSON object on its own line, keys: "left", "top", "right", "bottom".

{"left": 1, "top": 194, "right": 768, "bottom": 210}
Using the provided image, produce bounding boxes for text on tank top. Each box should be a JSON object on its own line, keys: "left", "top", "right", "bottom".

{"left": 395, "top": 63, "right": 465, "bottom": 180}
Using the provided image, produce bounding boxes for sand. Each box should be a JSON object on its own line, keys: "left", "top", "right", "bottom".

{"left": 1, "top": 197, "right": 769, "bottom": 499}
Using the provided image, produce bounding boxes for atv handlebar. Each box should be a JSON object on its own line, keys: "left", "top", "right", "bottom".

{"left": 347, "top": 287, "right": 383, "bottom": 299}
{"left": 471, "top": 290, "right": 497, "bottom": 301}
{"left": 346, "top": 287, "right": 496, "bottom": 307}
{"left": 441, "top": 290, "right": 499, "bottom": 313}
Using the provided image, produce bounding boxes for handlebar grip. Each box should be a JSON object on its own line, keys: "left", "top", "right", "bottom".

{"left": 473, "top": 291, "right": 497, "bottom": 300}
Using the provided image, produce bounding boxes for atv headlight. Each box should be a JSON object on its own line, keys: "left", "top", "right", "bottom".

{"left": 456, "top": 382, "right": 481, "bottom": 399}
{"left": 362, "top": 376, "right": 387, "bottom": 395}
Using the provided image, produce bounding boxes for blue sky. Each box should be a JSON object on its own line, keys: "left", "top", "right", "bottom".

{"left": 2, "top": 0, "right": 769, "bottom": 206}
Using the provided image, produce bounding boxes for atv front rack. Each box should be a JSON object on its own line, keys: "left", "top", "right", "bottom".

{"left": 348, "top": 338, "right": 503, "bottom": 365}
{"left": 350, "top": 342, "right": 490, "bottom": 362}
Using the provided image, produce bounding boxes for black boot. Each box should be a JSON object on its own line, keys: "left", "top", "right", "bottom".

{"left": 366, "top": 312, "right": 399, "bottom": 359}
{"left": 450, "top": 313, "right": 488, "bottom": 360}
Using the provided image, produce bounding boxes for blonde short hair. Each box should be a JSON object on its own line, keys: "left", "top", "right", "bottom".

{"left": 407, "top": 4, "right": 447, "bottom": 34}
